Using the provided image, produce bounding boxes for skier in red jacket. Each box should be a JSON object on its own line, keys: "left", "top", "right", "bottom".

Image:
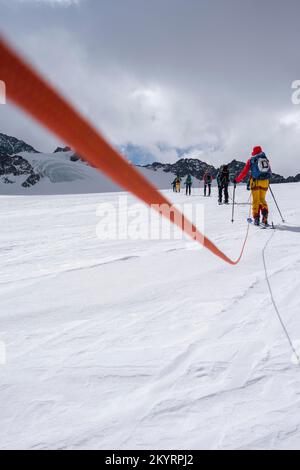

{"left": 234, "top": 146, "right": 272, "bottom": 226}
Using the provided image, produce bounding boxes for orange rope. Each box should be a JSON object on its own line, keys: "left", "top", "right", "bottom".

{"left": 0, "top": 36, "right": 249, "bottom": 265}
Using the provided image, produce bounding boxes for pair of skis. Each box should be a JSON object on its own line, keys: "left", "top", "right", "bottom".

{"left": 247, "top": 218, "right": 276, "bottom": 230}
{"left": 232, "top": 184, "right": 285, "bottom": 226}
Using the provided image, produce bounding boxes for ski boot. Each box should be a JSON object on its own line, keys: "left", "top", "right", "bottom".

{"left": 262, "top": 210, "right": 269, "bottom": 227}
{"left": 254, "top": 217, "right": 260, "bottom": 226}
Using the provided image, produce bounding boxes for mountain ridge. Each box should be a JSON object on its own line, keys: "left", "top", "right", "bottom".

{"left": 1, "top": 133, "right": 299, "bottom": 192}
{"left": 141, "top": 158, "right": 300, "bottom": 184}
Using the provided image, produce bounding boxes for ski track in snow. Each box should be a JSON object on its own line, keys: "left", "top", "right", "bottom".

{"left": 0, "top": 185, "right": 300, "bottom": 449}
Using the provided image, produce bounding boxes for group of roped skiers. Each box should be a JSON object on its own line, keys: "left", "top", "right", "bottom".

{"left": 203, "top": 166, "right": 230, "bottom": 204}
{"left": 172, "top": 175, "right": 193, "bottom": 195}
{"left": 171, "top": 145, "right": 272, "bottom": 226}
{"left": 172, "top": 172, "right": 214, "bottom": 197}
{"left": 172, "top": 177, "right": 181, "bottom": 193}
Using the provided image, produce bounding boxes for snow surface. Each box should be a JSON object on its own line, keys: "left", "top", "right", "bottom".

{"left": 0, "top": 183, "right": 300, "bottom": 450}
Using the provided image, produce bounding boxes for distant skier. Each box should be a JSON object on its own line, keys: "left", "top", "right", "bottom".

{"left": 234, "top": 146, "right": 271, "bottom": 226}
{"left": 217, "top": 164, "right": 230, "bottom": 205}
{"left": 175, "top": 176, "right": 181, "bottom": 193}
{"left": 203, "top": 170, "right": 213, "bottom": 197}
{"left": 185, "top": 174, "right": 192, "bottom": 196}
{"left": 172, "top": 178, "right": 177, "bottom": 192}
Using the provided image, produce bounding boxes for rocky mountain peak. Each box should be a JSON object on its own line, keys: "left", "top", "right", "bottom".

{"left": 53, "top": 146, "right": 71, "bottom": 153}
{"left": 0, "top": 132, "right": 38, "bottom": 155}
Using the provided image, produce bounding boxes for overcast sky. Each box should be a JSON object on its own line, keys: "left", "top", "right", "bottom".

{"left": 1, "top": 0, "right": 300, "bottom": 175}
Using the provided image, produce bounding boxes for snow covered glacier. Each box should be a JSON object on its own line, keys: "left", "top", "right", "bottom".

{"left": 0, "top": 149, "right": 175, "bottom": 195}
{"left": 0, "top": 183, "right": 300, "bottom": 449}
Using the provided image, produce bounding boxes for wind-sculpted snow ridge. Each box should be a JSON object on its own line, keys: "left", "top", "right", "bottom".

{"left": 0, "top": 183, "right": 300, "bottom": 449}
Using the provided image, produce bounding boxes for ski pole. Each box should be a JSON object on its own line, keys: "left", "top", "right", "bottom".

{"left": 231, "top": 183, "right": 236, "bottom": 223}
{"left": 269, "top": 185, "right": 285, "bottom": 223}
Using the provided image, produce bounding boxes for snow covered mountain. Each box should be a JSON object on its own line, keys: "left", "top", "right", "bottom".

{"left": 0, "top": 150, "right": 178, "bottom": 195}
{"left": 142, "top": 159, "right": 216, "bottom": 180}
{"left": 143, "top": 159, "right": 299, "bottom": 184}
{"left": 0, "top": 134, "right": 174, "bottom": 194}
{"left": 1, "top": 133, "right": 299, "bottom": 194}
{"left": 0, "top": 133, "right": 38, "bottom": 155}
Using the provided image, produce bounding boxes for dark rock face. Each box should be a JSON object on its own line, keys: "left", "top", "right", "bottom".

{"left": 53, "top": 145, "right": 82, "bottom": 162}
{"left": 286, "top": 173, "right": 300, "bottom": 183}
{"left": 0, "top": 153, "right": 41, "bottom": 188}
{"left": 0, "top": 133, "right": 41, "bottom": 188}
{"left": 143, "top": 158, "right": 294, "bottom": 184}
{"left": 0, "top": 133, "right": 38, "bottom": 155}
{"left": 143, "top": 158, "right": 217, "bottom": 180}
{"left": 53, "top": 146, "right": 71, "bottom": 153}
{"left": 70, "top": 154, "right": 81, "bottom": 162}
{"left": 21, "top": 173, "right": 41, "bottom": 188}
{"left": 0, "top": 153, "right": 33, "bottom": 176}
{"left": 144, "top": 158, "right": 235, "bottom": 180}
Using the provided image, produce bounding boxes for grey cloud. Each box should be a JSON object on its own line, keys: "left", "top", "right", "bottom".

{"left": 0, "top": 0, "right": 300, "bottom": 175}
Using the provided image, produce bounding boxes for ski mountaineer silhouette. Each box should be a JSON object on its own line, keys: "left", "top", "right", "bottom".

{"left": 175, "top": 176, "right": 181, "bottom": 193}
{"left": 234, "top": 146, "right": 272, "bottom": 226}
{"left": 217, "top": 165, "right": 230, "bottom": 205}
{"left": 171, "top": 178, "right": 177, "bottom": 192}
{"left": 203, "top": 170, "right": 213, "bottom": 197}
{"left": 185, "top": 174, "right": 193, "bottom": 196}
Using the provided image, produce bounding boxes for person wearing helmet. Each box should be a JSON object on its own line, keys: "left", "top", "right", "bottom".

{"left": 234, "top": 146, "right": 272, "bottom": 226}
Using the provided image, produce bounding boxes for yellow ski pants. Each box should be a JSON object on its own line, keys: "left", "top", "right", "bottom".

{"left": 250, "top": 178, "right": 269, "bottom": 219}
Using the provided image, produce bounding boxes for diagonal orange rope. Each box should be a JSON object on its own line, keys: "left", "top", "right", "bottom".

{"left": 0, "top": 36, "right": 249, "bottom": 265}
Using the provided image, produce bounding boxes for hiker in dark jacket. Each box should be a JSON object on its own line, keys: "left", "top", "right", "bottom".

{"left": 203, "top": 170, "right": 213, "bottom": 197}
{"left": 217, "top": 165, "right": 230, "bottom": 205}
{"left": 185, "top": 174, "right": 193, "bottom": 196}
{"left": 172, "top": 178, "right": 177, "bottom": 192}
